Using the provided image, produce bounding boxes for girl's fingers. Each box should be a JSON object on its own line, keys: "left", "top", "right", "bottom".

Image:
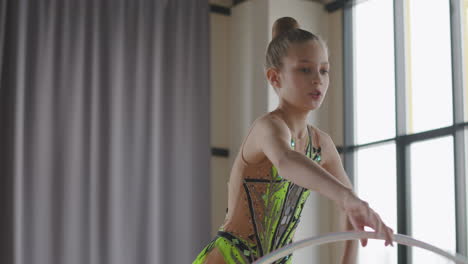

{"left": 375, "top": 213, "right": 394, "bottom": 246}
{"left": 362, "top": 238, "right": 368, "bottom": 247}
{"left": 374, "top": 213, "right": 393, "bottom": 246}
{"left": 348, "top": 215, "right": 367, "bottom": 247}
{"left": 348, "top": 214, "right": 360, "bottom": 231}
{"left": 365, "top": 210, "right": 394, "bottom": 247}
{"left": 346, "top": 200, "right": 395, "bottom": 248}
{"left": 358, "top": 224, "right": 367, "bottom": 247}
{"left": 386, "top": 226, "right": 394, "bottom": 247}
{"left": 367, "top": 209, "right": 381, "bottom": 233}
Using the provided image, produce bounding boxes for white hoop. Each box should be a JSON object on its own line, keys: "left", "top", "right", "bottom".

{"left": 252, "top": 231, "right": 468, "bottom": 264}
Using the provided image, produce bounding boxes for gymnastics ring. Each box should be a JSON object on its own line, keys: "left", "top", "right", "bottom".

{"left": 252, "top": 231, "right": 468, "bottom": 264}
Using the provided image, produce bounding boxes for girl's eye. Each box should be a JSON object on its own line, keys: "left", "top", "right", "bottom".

{"left": 300, "top": 68, "right": 329, "bottom": 74}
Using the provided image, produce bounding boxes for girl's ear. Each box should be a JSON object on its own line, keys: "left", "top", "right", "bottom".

{"left": 266, "top": 68, "right": 281, "bottom": 88}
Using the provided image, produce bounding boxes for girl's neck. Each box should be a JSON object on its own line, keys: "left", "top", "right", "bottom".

{"left": 273, "top": 107, "right": 309, "bottom": 140}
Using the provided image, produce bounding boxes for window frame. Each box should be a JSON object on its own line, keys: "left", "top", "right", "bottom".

{"left": 343, "top": 0, "right": 468, "bottom": 263}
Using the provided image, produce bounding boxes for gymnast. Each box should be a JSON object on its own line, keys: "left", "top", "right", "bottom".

{"left": 193, "top": 16, "right": 394, "bottom": 264}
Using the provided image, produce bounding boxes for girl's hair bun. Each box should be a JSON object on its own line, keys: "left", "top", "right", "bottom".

{"left": 272, "top": 17, "right": 300, "bottom": 39}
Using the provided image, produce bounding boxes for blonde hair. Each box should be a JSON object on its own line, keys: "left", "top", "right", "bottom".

{"left": 264, "top": 17, "right": 328, "bottom": 72}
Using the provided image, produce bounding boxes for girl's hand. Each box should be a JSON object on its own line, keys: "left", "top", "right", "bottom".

{"left": 342, "top": 191, "right": 394, "bottom": 247}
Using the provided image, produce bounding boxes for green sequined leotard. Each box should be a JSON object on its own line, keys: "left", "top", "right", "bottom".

{"left": 193, "top": 124, "right": 322, "bottom": 264}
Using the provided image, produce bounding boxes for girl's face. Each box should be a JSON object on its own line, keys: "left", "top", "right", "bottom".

{"left": 278, "top": 40, "right": 330, "bottom": 110}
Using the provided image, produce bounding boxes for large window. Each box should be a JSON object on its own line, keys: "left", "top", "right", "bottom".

{"left": 354, "top": 0, "right": 396, "bottom": 145}
{"left": 346, "top": 0, "right": 467, "bottom": 263}
{"left": 410, "top": 136, "right": 456, "bottom": 263}
{"left": 352, "top": 0, "right": 398, "bottom": 262}
{"left": 355, "top": 143, "right": 398, "bottom": 263}
{"left": 407, "top": 0, "right": 453, "bottom": 134}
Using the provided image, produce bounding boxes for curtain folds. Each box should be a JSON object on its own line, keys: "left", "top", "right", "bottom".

{"left": 0, "top": 0, "right": 211, "bottom": 263}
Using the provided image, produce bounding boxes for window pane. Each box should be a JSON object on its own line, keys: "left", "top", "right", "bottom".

{"left": 407, "top": 0, "right": 453, "bottom": 133}
{"left": 410, "top": 136, "right": 456, "bottom": 263}
{"left": 355, "top": 143, "right": 397, "bottom": 264}
{"left": 354, "top": 0, "right": 396, "bottom": 145}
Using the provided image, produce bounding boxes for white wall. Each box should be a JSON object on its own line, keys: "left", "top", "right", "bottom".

{"left": 210, "top": 1, "right": 346, "bottom": 262}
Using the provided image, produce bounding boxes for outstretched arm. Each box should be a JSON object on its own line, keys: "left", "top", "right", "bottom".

{"left": 319, "top": 132, "right": 358, "bottom": 264}
{"left": 254, "top": 116, "right": 394, "bottom": 250}
{"left": 255, "top": 117, "right": 355, "bottom": 209}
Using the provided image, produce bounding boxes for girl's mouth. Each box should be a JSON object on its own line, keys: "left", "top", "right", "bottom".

{"left": 308, "top": 92, "right": 321, "bottom": 99}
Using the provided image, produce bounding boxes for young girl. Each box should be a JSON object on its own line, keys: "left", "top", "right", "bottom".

{"left": 193, "top": 17, "right": 394, "bottom": 264}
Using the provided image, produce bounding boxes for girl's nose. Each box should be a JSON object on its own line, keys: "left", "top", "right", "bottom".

{"left": 312, "top": 72, "right": 322, "bottom": 84}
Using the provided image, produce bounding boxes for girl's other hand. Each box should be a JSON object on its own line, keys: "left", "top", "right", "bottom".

{"left": 343, "top": 191, "right": 394, "bottom": 247}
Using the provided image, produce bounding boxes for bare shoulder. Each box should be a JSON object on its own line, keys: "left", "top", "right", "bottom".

{"left": 308, "top": 125, "right": 340, "bottom": 167}
{"left": 241, "top": 112, "right": 292, "bottom": 166}
{"left": 257, "top": 112, "right": 291, "bottom": 136}
{"left": 308, "top": 125, "right": 353, "bottom": 188}
{"left": 307, "top": 124, "right": 326, "bottom": 145}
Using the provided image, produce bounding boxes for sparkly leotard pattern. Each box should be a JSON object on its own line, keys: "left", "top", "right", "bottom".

{"left": 193, "top": 124, "right": 322, "bottom": 264}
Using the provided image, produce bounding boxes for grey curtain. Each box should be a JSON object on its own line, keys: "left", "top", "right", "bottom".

{"left": 0, "top": 0, "right": 211, "bottom": 263}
